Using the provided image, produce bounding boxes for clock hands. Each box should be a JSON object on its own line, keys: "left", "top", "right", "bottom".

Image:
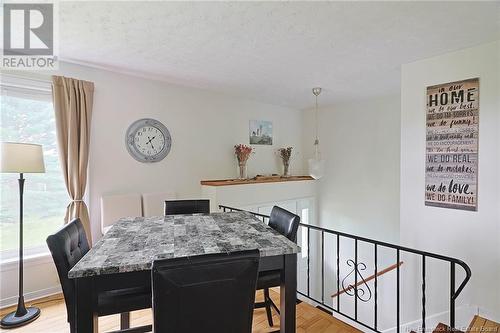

{"left": 146, "top": 136, "right": 156, "bottom": 150}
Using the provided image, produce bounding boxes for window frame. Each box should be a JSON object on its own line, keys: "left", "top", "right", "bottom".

{"left": 0, "top": 74, "right": 65, "bottom": 262}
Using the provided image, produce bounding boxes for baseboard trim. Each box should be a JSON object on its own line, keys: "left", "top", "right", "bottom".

{"left": 0, "top": 285, "right": 62, "bottom": 309}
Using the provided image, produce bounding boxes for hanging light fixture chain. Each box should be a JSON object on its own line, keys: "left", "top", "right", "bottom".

{"left": 315, "top": 93, "right": 319, "bottom": 144}
{"left": 312, "top": 87, "right": 322, "bottom": 146}
{"left": 308, "top": 87, "right": 325, "bottom": 179}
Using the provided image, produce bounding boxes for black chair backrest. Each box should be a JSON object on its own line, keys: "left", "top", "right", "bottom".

{"left": 164, "top": 199, "right": 210, "bottom": 215}
{"left": 46, "top": 218, "right": 90, "bottom": 323}
{"left": 152, "top": 249, "right": 260, "bottom": 333}
{"left": 269, "top": 206, "right": 300, "bottom": 243}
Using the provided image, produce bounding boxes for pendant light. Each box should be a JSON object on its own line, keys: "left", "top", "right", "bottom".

{"left": 308, "top": 87, "right": 325, "bottom": 179}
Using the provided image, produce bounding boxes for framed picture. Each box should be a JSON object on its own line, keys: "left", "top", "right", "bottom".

{"left": 249, "top": 120, "right": 273, "bottom": 145}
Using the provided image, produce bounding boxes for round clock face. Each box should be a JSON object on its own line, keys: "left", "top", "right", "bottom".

{"left": 125, "top": 118, "right": 172, "bottom": 163}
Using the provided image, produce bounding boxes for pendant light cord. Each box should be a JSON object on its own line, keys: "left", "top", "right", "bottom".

{"left": 314, "top": 93, "right": 319, "bottom": 145}
{"left": 309, "top": 87, "right": 324, "bottom": 179}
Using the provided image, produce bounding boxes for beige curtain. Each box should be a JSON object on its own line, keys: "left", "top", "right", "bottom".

{"left": 52, "top": 76, "right": 94, "bottom": 242}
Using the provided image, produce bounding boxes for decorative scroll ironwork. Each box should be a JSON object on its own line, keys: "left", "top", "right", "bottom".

{"left": 341, "top": 259, "right": 372, "bottom": 302}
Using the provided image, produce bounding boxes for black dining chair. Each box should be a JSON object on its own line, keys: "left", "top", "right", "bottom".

{"left": 255, "top": 206, "right": 300, "bottom": 327}
{"left": 46, "top": 218, "right": 152, "bottom": 333}
{"left": 164, "top": 199, "right": 210, "bottom": 215}
{"left": 152, "top": 249, "right": 260, "bottom": 333}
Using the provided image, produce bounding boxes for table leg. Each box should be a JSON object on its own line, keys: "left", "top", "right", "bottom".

{"left": 75, "top": 277, "right": 97, "bottom": 333}
{"left": 280, "top": 253, "right": 297, "bottom": 333}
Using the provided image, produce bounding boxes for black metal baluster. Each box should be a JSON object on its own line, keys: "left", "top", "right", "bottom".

{"left": 397, "top": 249, "right": 400, "bottom": 333}
{"left": 450, "top": 262, "right": 455, "bottom": 329}
{"left": 321, "top": 231, "right": 325, "bottom": 305}
{"left": 354, "top": 239, "right": 358, "bottom": 321}
{"left": 374, "top": 244, "right": 378, "bottom": 331}
{"left": 307, "top": 227, "right": 310, "bottom": 297}
{"left": 337, "top": 234, "right": 340, "bottom": 312}
{"left": 422, "top": 255, "right": 426, "bottom": 333}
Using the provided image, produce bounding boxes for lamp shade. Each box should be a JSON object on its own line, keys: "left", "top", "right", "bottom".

{"left": 308, "top": 157, "right": 325, "bottom": 180}
{"left": 1, "top": 142, "right": 45, "bottom": 173}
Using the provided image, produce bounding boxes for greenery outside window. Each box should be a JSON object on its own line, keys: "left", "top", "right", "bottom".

{"left": 0, "top": 75, "right": 67, "bottom": 260}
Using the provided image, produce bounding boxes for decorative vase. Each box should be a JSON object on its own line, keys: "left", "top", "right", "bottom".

{"left": 238, "top": 161, "right": 248, "bottom": 179}
{"left": 283, "top": 161, "right": 290, "bottom": 177}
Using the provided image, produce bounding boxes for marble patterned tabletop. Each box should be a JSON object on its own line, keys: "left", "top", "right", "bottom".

{"left": 69, "top": 211, "right": 301, "bottom": 278}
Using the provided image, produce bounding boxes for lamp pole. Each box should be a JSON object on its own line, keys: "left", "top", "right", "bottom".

{"left": 1, "top": 143, "right": 43, "bottom": 328}
{"left": 14, "top": 173, "right": 28, "bottom": 318}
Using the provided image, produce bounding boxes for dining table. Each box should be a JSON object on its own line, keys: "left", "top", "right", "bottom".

{"left": 69, "top": 211, "right": 301, "bottom": 333}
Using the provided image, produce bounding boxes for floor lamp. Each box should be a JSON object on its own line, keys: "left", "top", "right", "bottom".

{"left": 1, "top": 142, "right": 45, "bottom": 328}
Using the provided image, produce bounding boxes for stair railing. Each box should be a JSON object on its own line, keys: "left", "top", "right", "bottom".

{"left": 219, "top": 205, "right": 472, "bottom": 333}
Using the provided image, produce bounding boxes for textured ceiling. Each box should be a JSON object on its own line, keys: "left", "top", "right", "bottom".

{"left": 59, "top": 1, "right": 499, "bottom": 108}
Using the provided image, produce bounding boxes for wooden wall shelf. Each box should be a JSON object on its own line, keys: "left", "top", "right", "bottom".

{"left": 200, "top": 175, "right": 314, "bottom": 187}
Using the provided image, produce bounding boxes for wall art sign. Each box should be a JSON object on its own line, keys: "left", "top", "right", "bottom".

{"left": 249, "top": 120, "right": 273, "bottom": 145}
{"left": 425, "top": 78, "right": 479, "bottom": 211}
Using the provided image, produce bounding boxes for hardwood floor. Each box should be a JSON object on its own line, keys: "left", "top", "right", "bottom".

{"left": 0, "top": 290, "right": 360, "bottom": 333}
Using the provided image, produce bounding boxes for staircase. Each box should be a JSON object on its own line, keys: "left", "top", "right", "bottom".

{"left": 410, "top": 315, "right": 499, "bottom": 333}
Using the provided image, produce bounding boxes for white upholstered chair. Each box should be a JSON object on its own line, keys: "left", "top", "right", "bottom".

{"left": 100, "top": 193, "right": 143, "bottom": 234}
{"left": 142, "top": 192, "right": 176, "bottom": 217}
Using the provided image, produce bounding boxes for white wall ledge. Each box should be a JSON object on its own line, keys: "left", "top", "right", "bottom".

{"left": 1, "top": 252, "right": 52, "bottom": 272}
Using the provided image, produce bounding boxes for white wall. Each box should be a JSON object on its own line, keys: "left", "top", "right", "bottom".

{"left": 0, "top": 61, "right": 304, "bottom": 306}
{"left": 302, "top": 96, "right": 401, "bottom": 242}
{"left": 301, "top": 96, "right": 401, "bottom": 330}
{"left": 400, "top": 41, "right": 500, "bottom": 326}
{"left": 0, "top": 256, "right": 61, "bottom": 308}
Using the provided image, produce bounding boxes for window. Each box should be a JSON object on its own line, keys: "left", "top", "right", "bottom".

{"left": 0, "top": 75, "right": 67, "bottom": 258}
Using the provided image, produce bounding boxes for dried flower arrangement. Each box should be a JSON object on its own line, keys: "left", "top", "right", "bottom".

{"left": 278, "top": 147, "right": 293, "bottom": 176}
{"left": 234, "top": 144, "right": 253, "bottom": 179}
{"left": 278, "top": 147, "right": 293, "bottom": 163}
{"left": 234, "top": 144, "right": 253, "bottom": 164}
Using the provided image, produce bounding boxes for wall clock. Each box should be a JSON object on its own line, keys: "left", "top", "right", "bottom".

{"left": 125, "top": 118, "right": 172, "bottom": 163}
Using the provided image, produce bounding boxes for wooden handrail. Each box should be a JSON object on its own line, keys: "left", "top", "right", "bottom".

{"left": 331, "top": 261, "right": 404, "bottom": 298}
